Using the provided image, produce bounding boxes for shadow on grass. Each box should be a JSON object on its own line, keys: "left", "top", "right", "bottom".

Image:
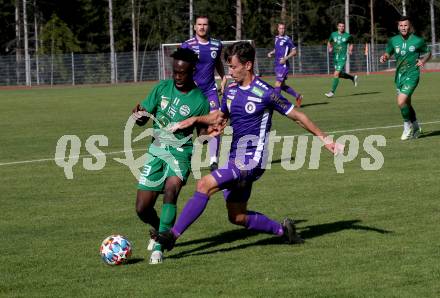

{"left": 167, "top": 219, "right": 391, "bottom": 259}
{"left": 418, "top": 130, "right": 440, "bottom": 139}
{"left": 125, "top": 258, "right": 144, "bottom": 265}
{"left": 337, "top": 91, "right": 382, "bottom": 98}
{"left": 299, "top": 102, "right": 329, "bottom": 108}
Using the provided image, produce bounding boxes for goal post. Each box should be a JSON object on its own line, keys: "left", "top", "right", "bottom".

{"left": 159, "top": 40, "right": 260, "bottom": 80}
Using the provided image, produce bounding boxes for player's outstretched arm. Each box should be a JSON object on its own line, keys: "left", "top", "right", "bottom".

{"left": 171, "top": 110, "right": 228, "bottom": 135}
{"left": 286, "top": 109, "right": 344, "bottom": 155}
{"left": 132, "top": 103, "right": 149, "bottom": 126}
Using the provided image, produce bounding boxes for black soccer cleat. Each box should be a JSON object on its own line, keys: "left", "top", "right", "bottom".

{"left": 150, "top": 229, "right": 177, "bottom": 251}
{"left": 282, "top": 218, "right": 304, "bottom": 244}
{"left": 209, "top": 162, "right": 219, "bottom": 172}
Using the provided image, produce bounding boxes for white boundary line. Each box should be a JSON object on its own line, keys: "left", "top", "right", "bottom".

{"left": 1, "top": 120, "right": 440, "bottom": 167}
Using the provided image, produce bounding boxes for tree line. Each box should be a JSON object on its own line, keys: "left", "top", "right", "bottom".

{"left": 0, "top": 0, "right": 438, "bottom": 55}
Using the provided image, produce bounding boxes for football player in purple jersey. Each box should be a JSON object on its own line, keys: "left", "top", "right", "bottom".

{"left": 153, "top": 42, "right": 343, "bottom": 255}
{"left": 181, "top": 16, "right": 227, "bottom": 171}
{"left": 267, "top": 23, "right": 303, "bottom": 107}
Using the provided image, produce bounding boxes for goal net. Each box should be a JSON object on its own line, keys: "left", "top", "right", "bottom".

{"left": 159, "top": 40, "right": 260, "bottom": 80}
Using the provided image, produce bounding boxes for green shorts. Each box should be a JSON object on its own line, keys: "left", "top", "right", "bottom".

{"left": 334, "top": 58, "right": 346, "bottom": 72}
{"left": 137, "top": 152, "right": 191, "bottom": 192}
{"left": 396, "top": 73, "right": 419, "bottom": 96}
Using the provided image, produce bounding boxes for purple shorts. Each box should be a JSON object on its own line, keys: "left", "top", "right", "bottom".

{"left": 203, "top": 89, "right": 220, "bottom": 112}
{"left": 210, "top": 160, "right": 265, "bottom": 203}
{"left": 275, "top": 65, "right": 289, "bottom": 82}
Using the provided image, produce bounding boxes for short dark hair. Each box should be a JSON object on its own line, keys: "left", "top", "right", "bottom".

{"left": 224, "top": 41, "right": 255, "bottom": 65}
{"left": 399, "top": 16, "right": 411, "bottom": 23}
{"left": 195, "top": 15, "right": 209, "bottom": 23}
{"left": 337, "top": 21, "right": 345, "bottom": 25}
{"left": 171, "top": 48, "right": 198, "bottom": 66}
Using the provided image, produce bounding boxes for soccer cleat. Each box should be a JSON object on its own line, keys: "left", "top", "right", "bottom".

{"left": 400, "top": 122, "right": 413, "bottom": 141}
{"left": 149, "top": 250, "right": 163, "bottom": 264}
{"left": 209, "top": 162, "right": 219, "bottom": 172}
{"left": 295, "top": 94, "right": 303, "bottom": 108}
{"left": 281, "top": 218, "right": 304, "bottom": 244}
{"left": 325, "top": 91, "right": 334, "bottom": 98}
{"left": 354, "top": 75, "right": 358, "bottom": 87}
{"left": 152, "top": 229, "right": 177, "bottom": 251}
{"left": 147, "top": 238, "right": 157, "bottom": 251}
{"left": 412, "top": 126, "right": 422, "bottom": 139}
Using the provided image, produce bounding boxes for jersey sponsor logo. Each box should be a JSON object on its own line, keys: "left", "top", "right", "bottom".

{"left": 255, "top": 80, "right": 269, "bottom": 90}
{"left": 245, "top": 102, "right": 256, "bottom": 114}
{"left": 227, "top": 94, "right": 235, "bottom": 100}
{"left": 409, "top": 46, "right": 415, "bottom": 52}
{"left": 167, "top": 106, "right": 177, "bottom": 118}
{"left": 270, "top": 92, "right": 288, "bottom": 110}
{"left": 251, "top": 86, "right": 264, "bottom": 97}
{"left": 247, "top": 96, "right": 262, "bottom": 103}
{"left": 160, "top": 96, "right": 170, "bottom": 110}
{"left": 401, "top": 50, "right": 406, "bottom": 55}
{"left": 210, "top": 47, "right": 219, "bottom": 51}
{"left": 211, "top": 51, "right": 217, "bottom": 59}
{"left": 179, "top": 105, "right": 191, "bottom": 116}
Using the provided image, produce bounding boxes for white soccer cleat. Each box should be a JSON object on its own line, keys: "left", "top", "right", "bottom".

{"left": 354, "top": 75, "right": 358, "bottom": 87}
{"left": 149, "top": 250, "right": 163, "bottom": 264}
{"left": 400, "top": 122, "right": 413, "bottom": 140}
{"left": 325, "top": 91, "right": 334, "bottom": 98}
{"left": 147, "top": 238, "right": 157, "bottom": 251}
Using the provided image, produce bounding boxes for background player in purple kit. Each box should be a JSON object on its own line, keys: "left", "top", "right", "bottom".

{"left": 267, "top": 23, "right": 303, "bottom": 108}
{"left": 152, "top": 42, "right": 343, "bottom": 256}
{"left": 181, "top": 16, "right": 227, "bottom": 171}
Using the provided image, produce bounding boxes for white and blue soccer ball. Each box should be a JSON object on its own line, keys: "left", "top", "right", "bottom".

{"left": 99, "top": 235, "right": 132, "bottom": 265}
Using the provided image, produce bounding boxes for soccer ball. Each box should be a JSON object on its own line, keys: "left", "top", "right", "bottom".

{"left": 99, "top": 235, "right": 132, "bottom": 265}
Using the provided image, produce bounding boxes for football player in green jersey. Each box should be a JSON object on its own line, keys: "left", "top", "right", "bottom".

{"left": 325, "top": 22, "right": 358, "bottom": 98}
{"left": 131, "top": 48, "right": 211, "bottom": 264}
{"left": 380, "top": 16, "right": 431, "bottom": 140}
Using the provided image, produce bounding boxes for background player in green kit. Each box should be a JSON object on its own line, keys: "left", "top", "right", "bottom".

{"left": 131, "top": 48, "right": 210, "bottom": 264}
{"left": 325, "top": 22, "right": 358, "bottom": 98}
{"left": 380, "top": 16, "right": 431, "bottom": 140}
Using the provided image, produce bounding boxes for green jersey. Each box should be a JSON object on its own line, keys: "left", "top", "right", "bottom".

{"left": 141, "top": 79, "right": 210, "bottom": 161}
{"left": 328, "top": 31, "right": 353, "bottom": 60}
{"left": 386, "top": 33, "right": 429, "bottom": 78}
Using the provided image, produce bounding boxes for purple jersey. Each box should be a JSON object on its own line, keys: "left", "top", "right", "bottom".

{"left": 221, "top": 77, "right": 294, "bottom": 168}
{"left": 274, "top": 35, "right": 295, "bottom": 68}
{"left": 181, "top": 37, "right": 223, "bottom": 94}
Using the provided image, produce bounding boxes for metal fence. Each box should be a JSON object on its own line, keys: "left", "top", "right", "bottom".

{"left": 1, "top": 43, "right": 438, "bottom": 86}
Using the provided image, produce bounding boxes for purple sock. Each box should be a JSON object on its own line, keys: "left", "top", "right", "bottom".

{"left": 281, "top": 85, "right": 300, "bottom": 99}
{"left": 172, "top": 191, "right": 209, "bottom": 238}
{"left": 208, "top": 136, "right": 219, "bottom": 162}
{"left": 245, "top": 211, "right": 284, "bottom": 236}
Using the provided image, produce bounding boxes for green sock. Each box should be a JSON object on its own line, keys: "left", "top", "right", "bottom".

{"left": 331, "top": 78, "right": 339, "bottom": 92}
{"left": 153, "top": 203, "right": 177, "bottom": 252}
{"left": 400, "top": 105, "right": 411, "bottom": 122}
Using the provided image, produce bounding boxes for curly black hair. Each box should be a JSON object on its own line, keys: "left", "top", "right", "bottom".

{"left": 170, "top": 48, "right": 199, "bottom": 66}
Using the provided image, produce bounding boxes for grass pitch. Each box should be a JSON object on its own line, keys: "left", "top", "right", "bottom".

{"left": 1, "top": 73, "right": 440, "bottom": 297}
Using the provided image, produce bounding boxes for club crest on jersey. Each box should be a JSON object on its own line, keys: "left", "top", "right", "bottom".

{"left": 409, "top": 46, "right": 415, "bottom": 52}
{"left": 179, "top": 105, "right": 191, "bottom": 116}
{"left": 251, "top": 87, "right": 264, "bottom": 97}
{"left": 160, "top": 96, "right": 170, "bottom": 109}
{"left": 245, "top": 102, "right": 256, "bottom": 114}
{"left": 211, "top": 51, "right": 217, "bottom": 59}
